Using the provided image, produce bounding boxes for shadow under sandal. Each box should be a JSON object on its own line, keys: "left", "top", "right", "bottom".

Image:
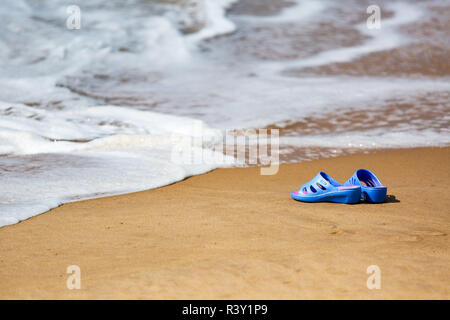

{"left": 344, "top": 169, "right": 387, "bottom": 203}
{"left": 291, "top": 172, "right": 361, "bottom": 204}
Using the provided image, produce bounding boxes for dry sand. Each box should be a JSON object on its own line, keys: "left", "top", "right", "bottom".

{"left": 0, "top": 147, "right": 448, "bottom": 299}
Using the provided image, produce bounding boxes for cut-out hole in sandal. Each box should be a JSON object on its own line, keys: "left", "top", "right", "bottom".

{"left": 316, "top": 182, "right": 326, "bottom": 190}
{"left": 361, "top": 179, "right": 375, "bottom": 187}
{"left": 356, "top": 169, "right": 382, "bottom": 187}
{"left": 310, "top": 185, "right": 317, "bottom": 193}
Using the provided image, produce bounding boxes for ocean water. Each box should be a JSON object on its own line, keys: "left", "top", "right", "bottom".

{"left": 0, "top": 0, "right": 449, "bottom": 226}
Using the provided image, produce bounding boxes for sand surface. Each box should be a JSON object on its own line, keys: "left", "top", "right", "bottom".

{"left": 0, "top": 147, "right": 448, "bottom": 299}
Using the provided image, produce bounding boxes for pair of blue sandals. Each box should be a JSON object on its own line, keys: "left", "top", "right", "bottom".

{"left": 291, "top": 169, "right": 387, "bottom": 204}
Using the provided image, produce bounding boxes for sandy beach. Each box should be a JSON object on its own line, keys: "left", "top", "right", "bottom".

{"left": 0, "top": 147, "right": 448, "bottom": 299}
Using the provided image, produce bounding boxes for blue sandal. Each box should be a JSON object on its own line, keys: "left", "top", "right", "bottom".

{"left": 344, "top": 169, "right": 387, "bottom": 203}
{"left": 291, "top": 172, "right": 361, "bottom": 204}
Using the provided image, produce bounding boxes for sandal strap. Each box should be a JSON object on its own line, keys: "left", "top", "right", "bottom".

{"left": 344, "top": 169, "right": 383, "bottom": 187}
{"left": 299, "top": 172, "right": 337, "bottom": 195}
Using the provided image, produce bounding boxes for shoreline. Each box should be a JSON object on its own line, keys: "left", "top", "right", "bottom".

{"left": 0, "top": 147, "right": 449, "bottom": 299}
{"left": 0, "top": 146, "right": 442, "bottom": 228}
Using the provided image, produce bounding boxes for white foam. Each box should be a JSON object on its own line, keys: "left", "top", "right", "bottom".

{"left": 0, "top": 150, "right": 217, "bottom": 227}
{"left": 0, "top": 103, "right": 233, "bottom": 227}
{"left": 0, "top": 102, "right": 226, "bottom": 153}
{"left": 280, "top": 129, "right": 450, "bottom": 149}
{"left": 270, "top": 2, "right": 423, "bottom": 70}
{"left": 0, "top": 0, "right": 241, "bottom": 227}
{"left": 187, "top": 0, "right": 239, "bottom": 42}
{"left": 143, "top": 72, "right": 450, "bottom": 130}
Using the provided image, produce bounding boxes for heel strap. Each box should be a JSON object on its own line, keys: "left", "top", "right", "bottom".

{"left": 345, "top": 169, "right": 383, "bottom": 187}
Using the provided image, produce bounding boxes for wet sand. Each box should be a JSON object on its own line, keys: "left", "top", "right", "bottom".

{"left": 0, "top": 147, "right": 448, "bottom": 299}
